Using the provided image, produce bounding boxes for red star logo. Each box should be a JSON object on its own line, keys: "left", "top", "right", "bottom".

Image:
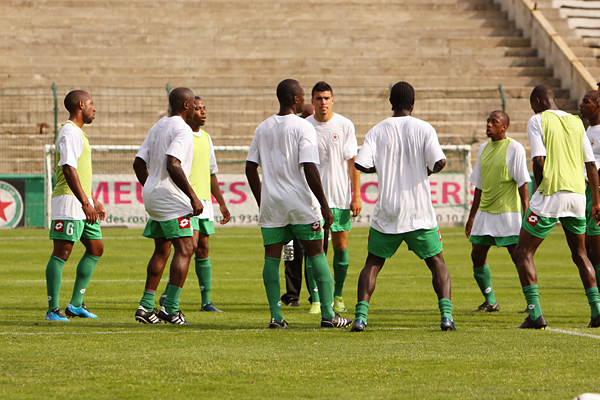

{"left": 0, "top": 199, "right": 12, "bottom": 222}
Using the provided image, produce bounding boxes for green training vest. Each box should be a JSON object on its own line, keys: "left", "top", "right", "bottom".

{"left": 188, "top": 129, "right": 212, "bottom": 201}
{"left": 52, "top": 121, "right": 93, "bottom": 199}
{"left": 537, "top": 111, "right": 585, "bottom": 196}
{"left": 479, "top": 138, "right": 520, "bottom": 214}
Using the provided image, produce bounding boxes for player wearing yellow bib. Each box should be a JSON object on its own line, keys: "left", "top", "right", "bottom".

{"left": 45, "top": 90, "right": 106, "bottom": 321}
{"left": 159, "top": 96, "right": 231, "bottom": 312}
{"left": 580, "top": 90, "right": 600, "bottom": 298}
{"left": 465, "top": 111, "right": 530, "bottom": 312}
{"left": 513, "top": 85, "right": 600, "bottom": 329}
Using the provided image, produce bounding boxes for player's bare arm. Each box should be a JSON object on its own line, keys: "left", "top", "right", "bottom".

{"left": 245, "top": 161, "right": 261, "bottom": 208}
{"left": 211, "top": 174, "right": 230, "bottom": 224}
{"left": 347, "top": 156, "right": 362, "bottom": 217}
{"left": 303, "top": 162, "right": 333, "bottom": 230}
{"left": 166, "top": 155, "right": 203, "bottom": 216}
{"left": 518, "top": 183, "right": 530, "bottom": 216}
{"left": 62, "top": 164, "right": 98, "bottom": 224}
{"left": 585, "top": 161, "right": 600, "bottom": 225}
{"left": 133, "top": 157, "right": 149, "bottom": 186}
{"left": 465, "top": 187, "right": 482, "bottom": 239}
{"left": 532, "top": 156, "right": 545, "bottom": 187}
{"left": 427, "top": 159, "right": 446, "bottom": 176}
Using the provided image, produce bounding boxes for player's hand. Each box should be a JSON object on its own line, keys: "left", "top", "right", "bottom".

{"left": 323, "top": 206, "right": 333, "bottom": 231}
{"left": 93, "top": 198, "right": 106, "bottom": 222}
{"left": 593, "top": 204, "right": 600, "bottom": 226}
{"left": 465, "top": 219, "right": 473, "bottom": 238}
{"left": 191, "top": 195, "right": 203, "bottom": 216}
{"left": 82, "top": 202, "right": 98, "bottom": 224}
{"left": 350, "top": 195, "right": 362, "bottom": 217}
{"left": 220, "top": 204, "right": 231, "bottom": 225}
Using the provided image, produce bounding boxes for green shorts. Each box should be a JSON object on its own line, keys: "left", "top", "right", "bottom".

{"left": 367, "top": 226, "right": 443, "bottom": 260}
{"left": 192, "top": 217, "right": 215, "bottom": 235}
{"left": 522, "top": 208, "right": 586, "bottom": 239}
{"left": 143, "top": 216, "right": 193, "bottom": 240}
{"left": 261, "top": 220, "right": 324, "bottom": 246}
{"left": 330, "top": 208, "right": 351, "bottom": 232}
{"left": 586, "top": 185, "right": 600, "bottom": 236}
{"left": 49, "top": 220, "right": 102, "bottom": 242}
{"left": 469, "top": 235, "right": 518, "bottom": 248}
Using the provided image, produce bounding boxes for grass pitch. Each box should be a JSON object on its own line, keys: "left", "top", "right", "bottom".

{"left": 1, "top": 226, "right": 599, "bottom": 399}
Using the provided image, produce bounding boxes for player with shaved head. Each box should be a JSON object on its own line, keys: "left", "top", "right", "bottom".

{"left": 465, "top": 110, "right": 530, "bottom": 313}
{"left": 133, "top": 87, "right": 203, "bottom": 325}
{"left": 45, "top": 90, "right": 105, "bottom": 321}
{"left": 513, "top": 85, "right": 600, "bottom": 329}
{"left": 245, "top": 79, "right": 352, "bottom": 329}
{"left": 579, "top": 90, "right": 600, "bottom": 297}
{"left": 351, "top": 81, "right": 456, "bottom": 332}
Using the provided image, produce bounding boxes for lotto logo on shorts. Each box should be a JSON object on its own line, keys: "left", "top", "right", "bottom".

{"left": 53, "top": 221, "right": 65, "bottom": 232}
{"left": 311, "top": 221, "right": 321, "bottom": 231}
{"left": 438, "top": 229, "right": 442, "bottom": 241}
{"left": 178, "top": 217, "right": 190, "bottom": 229}
{"left": 527, "top": 212, "right": 540, "bottom": 227}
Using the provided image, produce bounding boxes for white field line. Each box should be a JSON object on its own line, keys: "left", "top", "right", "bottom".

{"left": 546, "top": 327, "right": 600, "bottom": 339}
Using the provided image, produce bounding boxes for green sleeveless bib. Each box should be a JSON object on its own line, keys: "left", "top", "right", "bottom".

{"left": 479, "top": 138, "right": 520, "bottom": 214}
{"left": 52, "top": 121, "right": 93, "bottom": 199}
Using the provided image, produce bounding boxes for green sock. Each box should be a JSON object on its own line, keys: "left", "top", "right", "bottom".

{"left": 159, "top": 279, "right": 169, "bottom": 298}
{"left": 438, "top": 298, "right": 453, "bottom": 319}
{"left": 164, "top": 284, "right": 183, "bottom": 315}
{"left": 309, "top": 253, "right": 335, "bottom": 319}
{"left": 46, "top": 255, "right": 66, "bottom": 312}
{"left": 333, "top": 248, "right": 349, "bottom": 297}
{"left": 585, "top": 287, "right": 600, "bottom": 318}
{"left": 140, "top": 290, "right": 156, "bottom": 311}
{"left": 70, "top": 252, "right": 100, "bottom": 307}
{"left": 473, "top": 264, "right": 497, "bottom": 305}
{"left": 263, "top": 257, "right": 283, "bottom": 322}
{"left": 523, "top": 284, "right": 542, "bottom": 320}
{"left": 195, "top": 257, "right": 212, "bottom": 305}
{"left": 306, "top": 257, "right": 320, "bottom": 303}
{"left": 355, "top": 301, "right": 369, "bottom": 324}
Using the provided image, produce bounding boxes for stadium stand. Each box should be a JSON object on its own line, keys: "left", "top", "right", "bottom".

{"left": 0, "top": 0, "right": 598, "bottom": 175}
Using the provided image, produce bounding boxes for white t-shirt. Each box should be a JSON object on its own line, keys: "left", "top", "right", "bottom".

{"left": 51, "top": 123, "right": 94, "bottom": 220}
{"left": 246, "top": 114, "right": 322, "bottom": 227}
{"left": 527, "top": 110, "right": 594, "bottom": 218}
{"left": 355, "top": 116, "right": 446, "bottom": 234}
{"left": 469, "top": 139, "right": 531, "bottom": 237}
{"left": 307, "top": 113, "right": 357, "bottom": 210}
{"left": 585, "top": 125, "right": 600, "bottom": 179}
{"left": 197, "top": 130, "right": 218, "bottom": 221}
{"left": 136, "top": 116, "right": 194, "bottom": 221}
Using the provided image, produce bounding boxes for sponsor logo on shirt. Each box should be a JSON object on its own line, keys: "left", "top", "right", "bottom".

{"left": 54, "top": 220, "right": 65, "bottom": 232}
{"left": 331, "top": 133, "right": 339, "bottom": 141}
{"left": 311, "top": 221, "right": 321, "bottom": 231}
{"left": 591, "top": 139, "right": 595, "bottom": 147}
{"left": 178, "top": 217, "right": 190, "bottom": 229}
{"left": 527, "top": 212, "right": 539, "bottom": 227}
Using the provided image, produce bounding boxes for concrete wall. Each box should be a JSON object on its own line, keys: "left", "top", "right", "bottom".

{"left": 495, "top": 0, "right": 597, "bottom": 100}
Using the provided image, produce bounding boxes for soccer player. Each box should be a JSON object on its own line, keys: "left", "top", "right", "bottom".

{"left": 513, "top": 85, "right": 600, "bottom": 329}
{"left": 133, "top": 87, "right": 203, "bottom": 325}
{"left": 465, "top": 110, "right": 530, "bottom": 312}
{"left": 45, "top": 90, "right": 105, "bottom": 321}
{"left": 580, "top": 90, "right": 600, "bottom": 284}
{"left": 303, "top": 81, "right": 362, "bottom": 314}
{"left": 245, "top": 78, "right": 352, "bottom": 329}
{"left": 159, "top": 96, "right": 231, "bottom": 312}
{"left": 350, "top": 81, "right": 456, "bottom": 332}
